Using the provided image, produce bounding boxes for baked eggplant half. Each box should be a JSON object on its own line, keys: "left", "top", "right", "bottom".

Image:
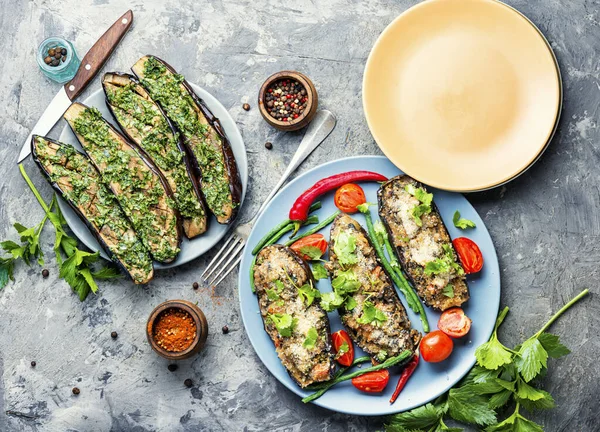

{"left": 31, "top": 136, "right": 153, "bottom": 284}
{"left": 254, "top": 245, "right": 334, "bottom": 388}
{"left": 64, "top": 102, "right": 181, "bottom": 263}
{"left": 102, "top": 72, "right": 208, "bottom": 239}
{"left": 131, "top": 55, "right": 242, "bottom": 224}
{"left": 378, "top": 175, "right": 469, "bottom": 311}
{"left": 325, "top": 214, "right": 421, "bottom": 361}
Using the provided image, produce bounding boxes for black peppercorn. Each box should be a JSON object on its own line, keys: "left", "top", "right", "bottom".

{"left": 192, "top": 282, "right": 199, "bottom": 290}
{"left": 51, "top": 59, "right": 59, "bottom": 67}
{"left": 242, "top": 103, "right": 250, "bottom": 111}
{"left": 168, "top": 364, "right": 178, "bottom": 372}
{"left": 110, "top": 331, "right": 118, "bottom": 339}
{"left": 264, "top": 142, "right": 273, "bottom": 150}
{"left": 61, "top": 48, "right": 67, "bottom": 55}
{"left": 72, "top": 387, "right": 80, "bottom": 395}
{"left": 222, "top": 325, "right": 229, "bottom": 334}
{"left": 184, "top": 378, "right": 193, "bottom": 388}
{"left": 61, "top": 56, "right": 66, "bottom": 62}
{"left": 31, "top": 361, "right": 36, "bottom": 367}
{"left": 42, "top": 269, "right": 49, "bottom": 278}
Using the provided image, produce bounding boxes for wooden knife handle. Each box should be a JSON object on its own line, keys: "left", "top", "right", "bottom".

{"left": 64, "top": 10, "right": 133, "bottom": 100}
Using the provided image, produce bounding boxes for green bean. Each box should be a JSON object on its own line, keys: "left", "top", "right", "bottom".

{"left": 302, "top": 351, "right": 411, "bottom": 403}
{"left": 285, "top": 211, "right": 340, "bottom": 246}
{"left": 252, "top": 202, "right": 321, "bottom": 254}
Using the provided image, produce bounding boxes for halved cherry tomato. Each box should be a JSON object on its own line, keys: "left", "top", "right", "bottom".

{"left": 420, "top": 330, "right": 453, "bottom": 363}
{"left": 351, "top": 369, "right": 390, "bottom": 393}
{"left": 438, "top": 308, "right": 472, "bottom": 338}
{"left": 332, "top": 330, "right": 354, "bottom": 366}
{"left": 334, "top": 184, "right": 367, "bottom": 214}
{"left": 290, "top": 234, "right": 328, "bottom": 261}
{"left": 452, "top": 237, "right": 483, "bottom": 274}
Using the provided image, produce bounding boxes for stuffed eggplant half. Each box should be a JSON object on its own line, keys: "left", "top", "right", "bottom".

{"left": 131, "top": 55, "right": 242, "bottom": 225}
{"left": 254, "top": 245, "right": 334, "bottom": 388}
{"left": 326, "top": 214, "right": 421, "bottom": 361}
{"left": 31, "top": 136, "right": 153, "bottom": 284}
{"left": 378, "top": 175, "right": 469, "bottom": 311}
{"left": 102, "top": 72, "right": 208, "bottom": 239}
{"left": 64, "top": 102, "right": 181, "bottom": 263}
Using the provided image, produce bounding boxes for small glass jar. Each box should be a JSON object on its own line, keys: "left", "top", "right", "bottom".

{"left": 36, "top": 37, "right": 81, "bottom": 84}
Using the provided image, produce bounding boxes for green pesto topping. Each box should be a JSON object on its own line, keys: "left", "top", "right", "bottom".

{"left": 34, "top": 137, "right": 153, "bottom": 282}
{"left": 140, "top": 57, "right": 233, "bottom": 218}
{"left": 72, "top": 107, "right": 179, "bottom": 262}
{"left": 105, "top": 82, "right": 205, "bottom": 220}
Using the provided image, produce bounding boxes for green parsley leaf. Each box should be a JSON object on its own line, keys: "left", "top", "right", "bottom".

{"left": 517, "top": 389, "right": 555, "bottom": 411}
{"left": 303, "top": 327, "right": 319, "bottom": 349}
{"left": 515, "top": 338, "right": 548, "bottom": 382}
{"left": 331, "top": 269, "right": 361, "bottom": 295}
{"left": 447, "top": 385, "right": 497, "bottom": 426}
{"left": 405, "top": 185, "right": 434, "bottom": 226}
{"left": 488, "top": 389, "right": 513, "bottom": 410}
{"left": 475, "top": 333, "right": 514, "bottom": 370}
{"left": 345, "top": 296, "right": 357, "bottom": 311}
{"left": 484, "top": 411, "right": 543, "bottom": 432}
{"left": 297, "top": 283, "right": 321, "bottom": 306}
{"left": 515, "top": 377, "right": 548, "bottom": 402}
{"left": 332, "top": 231, "right": 358, "bottom": 266}
{"left": 453, "top": 210, "right": 476, "bottom": 230}
{"left": 299, "top": 245, "right": 324, "bottom": 260}
{"left": 311, "top": 263, "right": 328, "bottom": 280}
{"left": 0, "top": 257, "right": 15, "bottom": 290}
{"left": 411, "top": 203, "right": 432, "bottom": 227}
{"left": 320, "top": 291, "right": 345, "bottom": 312}
{"left": 424, "top": 244, "right": 464, "bottom": 276}
{"left": 356, "top": 301, "right": 388, "bottom": 326}
{"left": 537, "top": 333, "right": 570, "bottom": 358}
{"left": 266, "top": 288, "right": 280, "bottom": 301}
{"left": 91, "top": 266, "right": 121, "bottom": 280}
{"left": 275, "top": 280, "right": 285, "bottom": 292}
{"left": 268, "top": 313, "right": 297, "bottom": 337}
{"left": 386, "top": 403, "right": 442, "bottom": 430}
{"left": 443, "top": 284, "right": 455, "bottom": 298}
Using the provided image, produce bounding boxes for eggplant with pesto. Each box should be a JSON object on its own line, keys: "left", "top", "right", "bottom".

{"left": 254, "top": 244, "right": 335, "bottom": 388}
{"left": 378, "top": 175, "right": 469, "bottom": 311}
{"left": 325, "top": 214, "right": 421, "bottom": 361}
{"left": 31, "top": 136, "right": 154, "bottom": 284}
{"left": 131, "top": 55, "right": 242, "bottom": 225}
{"left": 64, "top": 102, "right": 181, "bottom": 263}
{"left": 102, "top": 72, "right": 208, "bottom": 238}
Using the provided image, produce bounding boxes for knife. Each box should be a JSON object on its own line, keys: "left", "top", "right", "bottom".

{"left": 17, "top": 10, "right": 134, "bottom": 163}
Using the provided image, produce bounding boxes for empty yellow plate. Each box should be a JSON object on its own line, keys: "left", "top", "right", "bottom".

{"left": 363, "top": 0, "right": 561, "bottom": 191}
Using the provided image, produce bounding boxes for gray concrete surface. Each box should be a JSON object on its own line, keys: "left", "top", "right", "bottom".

{"left": 0, "top": 0, "right": 598, "bottom": 430}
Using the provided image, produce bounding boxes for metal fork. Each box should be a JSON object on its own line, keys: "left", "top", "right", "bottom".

{"left": 201, "top": 110, "right": 337, "bottom": 287}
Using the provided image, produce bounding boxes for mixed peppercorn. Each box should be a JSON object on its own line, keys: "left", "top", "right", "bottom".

{"left": 264, "top": 79, "right": 308, "bottom": 122}
{"left": 44, "top": 46, "right": 68, "bottom": 67}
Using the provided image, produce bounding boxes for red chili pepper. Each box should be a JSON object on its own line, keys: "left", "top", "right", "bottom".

{"left": 389, "top": 354, "right": 419, "bottom": 404}
{"left": 289, "top": 171, "right": 388, "bottom": 222}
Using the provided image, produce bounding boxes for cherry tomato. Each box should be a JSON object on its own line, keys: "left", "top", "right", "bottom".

{"left": 332, "top": 330, "right": 354, "bottom": 366}
{"left": 351, "top": 369, "right": 390, "bottom": 393}
{"left": 420, "top": 330, "right": 454, "bottom": 363}
{"left": 452, "top": 237, "right": 483, "bottom": 274}
{"left": 290, "top": 234, "right": 328, "bottom": 261}
{"left": 334, "top": 184, "right": 367, "bottom": 214}
{"left": 438, "top": 308, "right": 472, "bottom": 338}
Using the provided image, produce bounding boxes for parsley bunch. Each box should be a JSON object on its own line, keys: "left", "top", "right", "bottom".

{"left": 386, "top": 289, "right": 589, "bottom": 432}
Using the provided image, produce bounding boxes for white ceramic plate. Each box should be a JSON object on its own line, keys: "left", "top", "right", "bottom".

{"left": 57, "top": 83, "right": 248, "bottom": 269}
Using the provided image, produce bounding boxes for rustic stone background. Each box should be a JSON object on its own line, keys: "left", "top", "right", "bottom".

{"left": 0, "top": 0, "right": 598, "bottom": 430}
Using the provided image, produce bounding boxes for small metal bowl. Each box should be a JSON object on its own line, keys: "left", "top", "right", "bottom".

{"left": 146, "top": 300, "right": 208, "bottom": 360}
{"left": 258, "top": 70, "right": 318, "bottom": 131}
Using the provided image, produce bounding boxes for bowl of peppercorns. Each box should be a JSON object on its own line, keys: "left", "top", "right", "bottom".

{"left": 36, "top": 36, "right": 80, "bottom": 84}
{"left": 258, "top": 71, "right": 318, "bottom": 131}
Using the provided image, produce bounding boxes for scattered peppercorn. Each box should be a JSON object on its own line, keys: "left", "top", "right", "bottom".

{"left": 72, "top": 387, "right": 80, "bottom": 395}
{"left": 222, "top": 325, "right": 229, "bottom": 334}
{"left": 44, "top": 46, "right": 68, "bottom": 68}
{"left": 111, "top": 331, "right": 118, "bottom": 339}
{"left": 242, "top": 103, "right": 250, "bottom": 111}
{"left": 168, "top": 364, "right": 178, "bottom": 372}
{"left": 42, "top": 269, "right": 49, "bottom": 278}
{"left": 192, "top": 282, "right": 199, "bottom": 290}
{"left": 264, "top": 79, "right": 308, "bottom": 122}
{"left": 31, "top": 361, "right": 36, "bottom": 367}
{"left": 184, "top": 378, "right": 193, "bottom": 388}
{"left": 265, "top": 142, "right": 273, "bottom": 150}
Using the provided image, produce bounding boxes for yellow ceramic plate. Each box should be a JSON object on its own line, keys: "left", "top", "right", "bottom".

{"left": 363, "top": 0, "right": 561, "bottom": 191}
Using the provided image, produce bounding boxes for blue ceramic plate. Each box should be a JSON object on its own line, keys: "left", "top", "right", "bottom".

{"left": 238, "top": 156, "right": 500, "bottom": 416}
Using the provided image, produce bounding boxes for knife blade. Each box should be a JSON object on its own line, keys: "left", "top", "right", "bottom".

{"left": 17, "top": 10, "right": 134, "bottom": 163}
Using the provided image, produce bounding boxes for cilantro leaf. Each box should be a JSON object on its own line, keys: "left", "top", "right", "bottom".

{"left": 386, "top": 403, "right": 442, "bottom": 430}
{"left": 475, "top": 333, "right": 514, "bottom": 370}
{"left": 320, "top": 291, "right": 345, "bottom": 312}
{"left": 332, "top": 231, "right": 358, "bottom": 266}
{"left": 411, "top": 204, "right": 432, "bottom": 227}
{"left": 299, "top": 245, "right": 324, "bottom": 261}
{"left": 453, "top": 210, "right": 476, "bottom": 230}
{"left": 356, "top": 301, "right": 387, "bottom": 326}
{"left": 537, "top": 333, "right": 570, "bottom": 358}
{"left": 405, "top": 185, "right": 434, "bottom": 226}
{"left": 275, "top": 280, "right": 285, "bottom": 291}
{"left": 303, "top": 327, "right": 319, "bottom": 349}
{"left": 331, "top": 269, "right": 361, "bottom": 295}
{"left": 311, "top": 263, "right": 328, "bottom": 280}
{"left": 515, "top": 338, "right": 548, "bottom": 382}
{"left": 266, "top": 288, "right": 280, "bottom": 301}
{"left": 447, "top": 385, "right": 497, "bottom": 426}
{"left": 424, "top": 244, "right": 464, "bottom": 276}
{"left": 297, "top": 283, "right": 321, "bottom": 306}
{"left": 268, "top": 313, "right": 297, "bottom": 337}
{"left": 344, "top": 296, "right": 357, "bottom": 311}
{"left": 443, "top": 284, "right": 454, "bottom": 298}
{"left": 337, "top": 341, "right": 349, "bottom": 355}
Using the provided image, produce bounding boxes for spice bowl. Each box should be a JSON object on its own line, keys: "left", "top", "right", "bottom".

{"left": 258, "top": 71, "right": 318, "bottom": 131}
{"left": 146, "top": 300, "right": 209, "bottom": 360}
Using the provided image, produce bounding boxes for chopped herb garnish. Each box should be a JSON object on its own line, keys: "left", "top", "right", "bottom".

{"left": 405, "top": 184, "right": 433, "bottom": 226}
{"left": 268, "top": 313, "right": 297, "bottom": 337}
{"left": 424, "top": 244, "right": 464, "bottom": 276}
{"left": 453, "top": 210, "right": 476, "bottom": 229}
{"left": 299, "top": 245, "right": 324, "bottom": 260}
{"left": 311, "top": 263, "right": 328, "bottom": 280}
{"left": 297, "top": 282, "right": 321, "bottom": 307}
{"left": 356, "top": 301, "right": 388, "bottom": 326}
{"left": 332, "top": 231, "right": 358, "bottom": 266}
{"left": 443, "top": 284, "right": 455, "bottom": 298}
{"left": 303, "top": 327, "right": 319, "bottom": 349}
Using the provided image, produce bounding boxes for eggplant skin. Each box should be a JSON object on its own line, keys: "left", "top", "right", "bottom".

{"left": 131, "top": 55, "right": 242, "bottom": 225}
{"left": 326, "top": 214, "right": 421, "bottom": 360}
{"left": 31, "top": 135, "right": 154, "bottom": 284}
{"left": 102, "top": 72, "right": 208, "bottom": 239}
{"left": 64, "top": 102, "right": 181, "bottom": 264}
{"left": 254, "top": 245, "right": 335, "bottom": 388}
{"left": 378, "top": 175, "right": 469, "bottom": 311}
